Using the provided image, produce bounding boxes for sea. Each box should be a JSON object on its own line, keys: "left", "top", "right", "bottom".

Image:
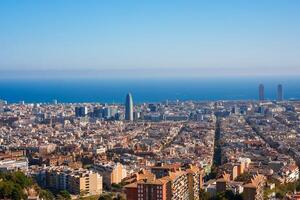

{"left": 0, "top": 77, "right": 300, "bottom": 103}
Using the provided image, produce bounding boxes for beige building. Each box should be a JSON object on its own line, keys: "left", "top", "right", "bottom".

{"left": 93, "top": 162, "right": 126, "bottom": 188}
{"left": 68, "top": 170, "right": 103, "bottom": 196}
{"left": 36, "top": 166, "right": 102, "bottom": 196}
{"left": 39, "top": 143, "right": 56, "bottom": 155}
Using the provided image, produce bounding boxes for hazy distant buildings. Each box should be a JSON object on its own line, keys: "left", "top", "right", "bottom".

{"left": 75, "top": 106, "right": 88, "bottom": 117}
{"left": 259, "top": 84, "right": 265, "bottom": 101}
{"left": 93, "top": 106, "right": 118, "bottom": 119}
{"left": 148, "top": 104, "right": 158, "bottom": 112}
{"left": 53, "top": 99, "right": 58, "bottom": 105}
{"left": 93, "top": 107, "right": 104, "bottom": 118}
{"left": 104, "top": 106, "right": 118, "bottom": 119}
{"left": 277, "top": 84, "right": 283, "bottom": 101}
{"left": 125, "top": 93, "right": 133, "bottom": 121}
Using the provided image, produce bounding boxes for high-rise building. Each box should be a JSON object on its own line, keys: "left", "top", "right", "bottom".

{"left": 53, "top": 99, "right": 58, "bottom": 105}
{"left": 106, "top": 106, "right": 118, "bottom": 119}
{"left": 125, "top": 93, "right": 134, "bottom": 121}
{"left": 259, "top": 84, "right": 264, "bottom": 101}
{"left": 277, "top": 84, "right": 283, "bottom": 101}
{"left": 75, "top": 106, "right": 88, "bottom": 117}
{"left": 93, "top": 106, "right": 118, "bottom": 119}
{"left": 93, "top": 107, "right": 104, "bottom": 118}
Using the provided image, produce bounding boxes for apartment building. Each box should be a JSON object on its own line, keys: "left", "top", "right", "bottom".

{"left": 281, "top": 164, "right": 299, "bottom": 183}
{"left": 93, "top": 162, "right": 126, "bottom": 188}
{"left": 0, "top": 158, "right": 28, "bottom": 172}
{"left": 36, "top": 166, "right": 102, "bottom": 196}
{"left": 124, "top": 164, "right": 203, "bottom": 200}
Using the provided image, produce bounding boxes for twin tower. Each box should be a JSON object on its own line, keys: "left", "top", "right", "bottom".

{"left": 259, "top": 84, "right": 283, "bottom": 101}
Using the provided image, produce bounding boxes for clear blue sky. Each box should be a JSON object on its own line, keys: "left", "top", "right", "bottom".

{"left": 0, "top": 0, "right": 300, "bottom": 78}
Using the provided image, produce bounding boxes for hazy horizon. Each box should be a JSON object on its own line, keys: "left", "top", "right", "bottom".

{"left": 0, "top": 77, "right": 300, "bottom": 103}
{"left": 0, "top": 67, "right": 299, "bottom": 79}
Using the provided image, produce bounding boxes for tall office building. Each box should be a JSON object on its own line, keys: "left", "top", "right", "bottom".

{"left": 125, "top": 93, "right": 133, "bottom": 121}
{"left": 75, "top": 106, "right": 88, "bottom": 117}
{"left": 277, "top": 84, "right": 283, "bottom": 101}
{"left": 53, "top": 99, "right": 58, "bottom": 105}
{"left": 259, "top": 84, "right": 264, "bottom": 101}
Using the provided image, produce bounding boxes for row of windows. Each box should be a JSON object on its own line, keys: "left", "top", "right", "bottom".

{"left": 138, "top": 185, "right": 163, "bottom": 189}
{"left": 138, "top": 197, "right": 162, "bottom": 200}
{"left": 138, "top": 189, "right": 162, "bottom": 193}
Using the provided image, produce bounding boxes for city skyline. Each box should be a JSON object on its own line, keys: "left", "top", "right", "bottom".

{"left": 1, "top": 1, "right": 300, "bottom": 199}
{"left": 1, "top": 91, "right": 300, "bottom": 199}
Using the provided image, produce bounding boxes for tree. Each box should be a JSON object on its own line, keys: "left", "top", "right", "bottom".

{"left": 57, "top": 190, "right": 71, "bottom": 200}
{"left": 39, "top": 189, "right": 55, "bottom": 200}
{"left": 235, "top": 172, "right": 253, "bottom": 182}
{"left": 98, "top": 193, "right": 113, "bottom": 200}
{"left": 199, "top": 189, "right": 210, "bottom": 200}
{"left": 275, "top": 192, "right": 284, "bottom": 199}
{"left": 111, "top": 183, "right": 122, "bottom": 189}
{"left": 13, "top": 171, "right": 33, "bottom": 188}
{"left": 212, "top": 190, "right": 243, "bottom": 200}
{"left": 11, "top": 185, "right": 27, "bottom": 200}
{"left": 113, "top": 193, "right": 126, "bottom": 200}
{"left": 0, "top": 171, "right": 34, "bottom": 200}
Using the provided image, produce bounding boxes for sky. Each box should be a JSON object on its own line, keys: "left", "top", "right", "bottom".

{"left": 0, "top": 0, "right": 300, "bottom": 78}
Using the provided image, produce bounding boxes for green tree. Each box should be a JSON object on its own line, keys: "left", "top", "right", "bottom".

{"left": 0, "top": 171, "right": 34, "bottom": 200}
{"left": 39, "top": 189, "right": 55, "bottom": 200}
{"left": 235, "top": 172, "right": 253, "bottom": 182}
{"left": 212, "top": 190, "right": 243, "bottom": 200}
{"left": 113, "top": 193, "right": 126, "bottom": 200}
{"left": 98, "top": 193, "right": 113, "bottom": 200}
{"left": 11, "top": 185, "right": 27, "bottom": 200}
{"left": 57, "top": 190, "right": 71, "bottom": 200}
{"left": 199, "top": 189, "right": 210, "bottom": 200}
{"left": 275, "top": 192, "right": 284, "bottom": 199}
{"left": 0, "top": 181, "right": 14, "bottom": 198}
{"left": 13, "top": 171, "right": 33, "bottom": 188}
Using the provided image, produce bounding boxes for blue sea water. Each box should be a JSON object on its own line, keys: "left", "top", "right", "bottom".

{"left": 0, "top": 77, "right": 299, "bottom": 103}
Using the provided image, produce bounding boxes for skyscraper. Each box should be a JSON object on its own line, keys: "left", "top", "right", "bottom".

{"left": 75, "top": 106, "right": 88, "bottom": 117}
{"left": 125, "top": 93, "right": 133, "bottom": 121}
{"left": 259, "top": 84, "right": 264, "bottom": 101}
{"left": 277, "top": 84, "right": 283, "bottom": 101}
